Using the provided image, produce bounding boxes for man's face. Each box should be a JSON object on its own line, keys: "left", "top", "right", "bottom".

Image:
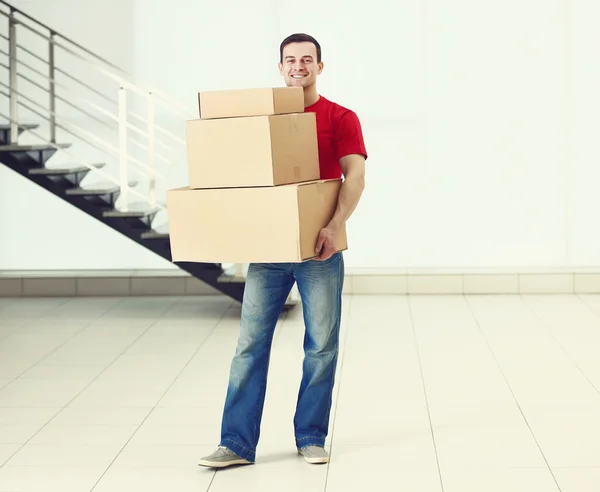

{"left": 279, "top": 42, "right": 323, "bottom": 89}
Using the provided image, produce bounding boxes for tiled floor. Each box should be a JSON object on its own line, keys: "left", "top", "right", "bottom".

{"left": 0, "top": 294, "right": 599, "bottom": 491}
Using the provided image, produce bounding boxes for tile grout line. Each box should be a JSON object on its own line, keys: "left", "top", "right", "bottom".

{"left": 0, "top": 297, "right": 169, "bottom": 470}
{"left": 322, "top": 295, "right": 354, "bottom": 492}
{"left": 90, "top": 299, "right": 235, "bottom": 492}
{"left": 206, "top": 469, "right": 218, "bottom": 492}
{"left": 527, "top": 294, "right": 600, "bottom": 399}
{"left": 407, "top": 296, "right": 446, "bottom": 492}
{"left": 574, "top": 293, "right": 600, "bottom": 320}
{"left": 463, "top": 294, "right": 563, "bottom": 492}
{"left": 0, "top": 297, "right": 130, "bottom": 415}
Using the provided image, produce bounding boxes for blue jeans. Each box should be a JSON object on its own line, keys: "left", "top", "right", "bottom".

{"left": 219, "top": 252, "right": 344, "bottom": 462}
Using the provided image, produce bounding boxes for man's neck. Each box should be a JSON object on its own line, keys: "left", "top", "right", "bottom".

{"left": 303, "top": 86, "right": 320, "bottom": 108}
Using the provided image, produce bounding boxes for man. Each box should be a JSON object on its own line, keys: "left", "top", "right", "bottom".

{"left": 198, "top": 33, "right": 367, "bottom": 468}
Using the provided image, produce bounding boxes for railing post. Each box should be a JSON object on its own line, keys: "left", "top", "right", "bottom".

{"left": 118, "top": 86, "right": 129, "bottom": 212}
{"left": 48, "top": 31, "right": 56, "bottom": 143}
{"left": 147, "top": 92, "right": 156, "bottom": 208}
{"left": 8, "top": 8, "right": 18, "bottom": 144}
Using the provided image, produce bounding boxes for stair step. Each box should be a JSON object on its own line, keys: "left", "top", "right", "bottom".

{"left": 66, "top": 185, "right": 120, "bottom": 196}
{"left": 65, "top": 180, "right": 138, "bottom": 196}
{"left": 29, "top": 163, "right": 105, "bottom": 175}
{"left": 218, "top": 273, "right": 246, "bottom": 284}
{"left": 140, "top": 223, "right": 169, "bottom": 239}
{"left": 0, "top": 143, "right": 71, "bottom": 151}
{"left": 104, "top": 207, "right": 159, "bottom": 218}
{"left": 141, "top": 230, "right": 169, "bottom": 239}
{"left": 0, "top": 124, "right": 247, "bottom": 305}
{"left": 0, "top": 123, "right": 39, "bottom": 131}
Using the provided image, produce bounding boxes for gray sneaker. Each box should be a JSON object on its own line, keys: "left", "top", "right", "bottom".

{"left": 298, "top": 445, "right": 329, "bottom": 464}
{"left": 198, "top": 446, "right": 252, "bottom": 468}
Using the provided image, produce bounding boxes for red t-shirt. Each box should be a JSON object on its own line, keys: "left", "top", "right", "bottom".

{"left": 304, "top": 96, "right": 367, "bottom": 180}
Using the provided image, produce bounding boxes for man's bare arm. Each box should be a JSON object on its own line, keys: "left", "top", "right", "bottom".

{"left": 328, "top": 154, "right": 366, "bottom": 231}
{"left": 314, "top": 154, "right": 366, "bottom": 260}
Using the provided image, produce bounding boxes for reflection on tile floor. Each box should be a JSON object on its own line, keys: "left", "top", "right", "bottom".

{"left": 1, "top": 294, "right": 600, "bottom": 491}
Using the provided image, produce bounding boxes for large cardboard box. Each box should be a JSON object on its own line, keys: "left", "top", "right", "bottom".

{"left": 186, "top": 113, "right": 320, "bottom": 189}
{"left": 198, "top": 87, "right": 304, "bottom": 119}
{"left": 166, "top": 179, "right": 347, "bottom": 263}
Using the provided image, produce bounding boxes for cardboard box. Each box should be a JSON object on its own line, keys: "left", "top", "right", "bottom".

{"left": 166, "top": 179, "right": 347, "bottom": 263}
{"left": 198, "top": 87, "right": 304, "bottom": 119}
{"left": 186, "top": 113, "right": 320, "bottom": 189}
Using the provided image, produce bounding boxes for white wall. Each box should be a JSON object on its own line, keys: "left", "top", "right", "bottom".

{"left": 0, "top": 0, "right": 137, "bottom": 121}
{"left": 6, "top": 0, "right": 135, "bottom": 68}
{"left": 2, "top": 0, "right": 600, "bottom": 271}
{"left": 0, "top": 0, "right": 173, "bottom": 270}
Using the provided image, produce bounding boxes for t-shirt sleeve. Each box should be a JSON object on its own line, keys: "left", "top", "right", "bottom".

{"left": 334, "top": 110, "right": 368, "bottom": 161}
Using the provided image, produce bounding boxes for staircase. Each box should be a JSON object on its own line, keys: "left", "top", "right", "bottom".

{"left": 0, "top": 1, "right": 247, "bottom": 302}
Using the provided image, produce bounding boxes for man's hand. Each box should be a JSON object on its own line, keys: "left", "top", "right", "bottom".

{"left": 314, "top": 225, "right": 339, "bottom": 261}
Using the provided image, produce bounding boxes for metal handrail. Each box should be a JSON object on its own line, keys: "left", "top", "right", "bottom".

{"left": 0, "top": 61, "right": 114, "bottom": 128}
{"left": 0, "top": 85, "right": 168, "bottom": 181}
{"left": 0, "top": 38, "right": 192, "bottom": 142}
{"left": 0, "top": 59, "right": 178, "bottom": 162}
{"left": 0, "top": 110, "right": 164, "bottom": 211}
{"left": 0, "top": 0, "right": 194, "bottom": 213}
{"left": 0, "top": 1, "right": 122, "bottom": 71}
{"left": 0, "top": 46, "right": 179, "bottom": 155}
{"left": 0, "top": 1, "right": 193, "bottom": 116}
{"left": 0, "top": 35, "right": 117, "bottom": 106}
{"left": 0, "top": 64, "right": 179, "bottom": 170}
{"left": 0, "top": 2, "right": 250, "bottom": 282}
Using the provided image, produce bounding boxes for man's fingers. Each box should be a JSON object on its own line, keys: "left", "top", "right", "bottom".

{"left": 315, "top": 246, "right": 334, "bottom": 261}
{"left": 314, "top": 250, "right": 327, "bottom": 261}
{"left": 315, "top": 232, "right": 325, "bottom": 254}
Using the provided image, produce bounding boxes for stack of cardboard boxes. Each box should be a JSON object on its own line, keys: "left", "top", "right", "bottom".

{"left": 166, "top": 86, "right": 347, "bottom": 264}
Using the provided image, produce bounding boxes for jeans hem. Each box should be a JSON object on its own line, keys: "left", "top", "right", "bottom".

{"left": 295, "top": 437, "right": 326, "bottom": 449}
{"left": 220, "top": 438, "right": 256, "bottom": 463}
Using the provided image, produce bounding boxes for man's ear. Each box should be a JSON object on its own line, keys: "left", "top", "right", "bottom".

{"left": 278, "top": 62, "right": 283, "bottom": 75}
{"left": 317, "top": 61, "right": 324, "bottom": 75}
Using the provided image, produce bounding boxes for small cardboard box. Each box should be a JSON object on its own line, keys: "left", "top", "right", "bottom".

{"left": 166, "top": 179, "right": 347, "bottom": 263}
{"left": 186, "top": 113, "right": 320, "bottom": 189}
{"left": 198, "top": 87, "right": 304, "bottom": 119}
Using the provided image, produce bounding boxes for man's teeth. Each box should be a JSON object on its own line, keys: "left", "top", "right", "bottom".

{"left": 292, "top": 74, "right": 307, "bottom": 78}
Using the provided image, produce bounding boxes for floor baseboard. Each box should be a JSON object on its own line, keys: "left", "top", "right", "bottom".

{"left": 2, "top": 269, "right": 600, "bottom": 296}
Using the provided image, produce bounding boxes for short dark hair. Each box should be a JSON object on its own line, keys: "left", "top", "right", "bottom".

{"left": 279, "top": 33, "right": 322, "bottom": 63}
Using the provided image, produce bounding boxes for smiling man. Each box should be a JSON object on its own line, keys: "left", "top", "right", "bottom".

{"left": 198, "top": 33, "right": 367, "bottom": 468}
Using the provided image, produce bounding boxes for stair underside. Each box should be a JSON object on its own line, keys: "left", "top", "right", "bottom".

{"left": 0, "top": 133, "right": 247, "bottom": 303}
